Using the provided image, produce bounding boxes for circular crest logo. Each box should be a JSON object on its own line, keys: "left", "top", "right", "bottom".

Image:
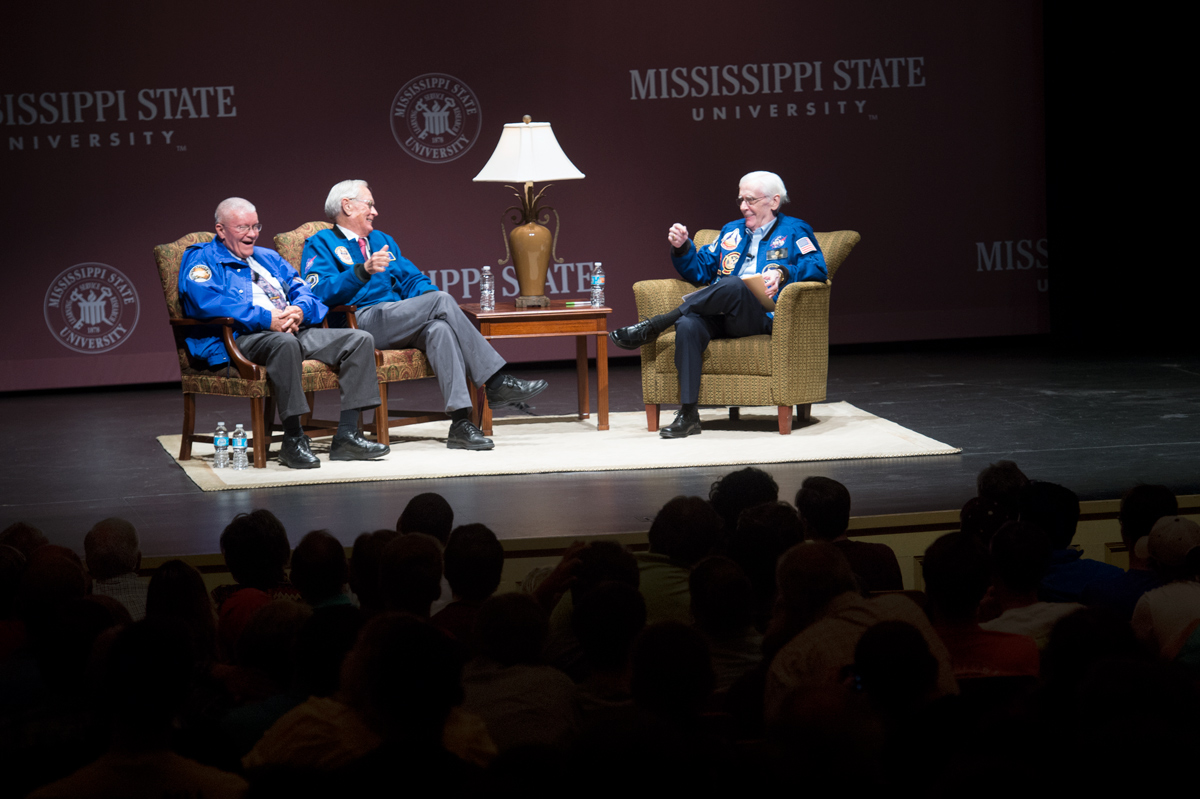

{"left": 44, "top": 263, "right": 140, "bottom": 354}
{"left": 390, "top": 73, "right": 482, "bottom": 164}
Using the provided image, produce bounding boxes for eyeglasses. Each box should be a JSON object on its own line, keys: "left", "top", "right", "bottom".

{"left": 348, "top": 197, "right": 376, "bottom": 210}
{"left": 220, "top": 223, "right": 263, "bottom": 233}
{"left": 737, "top": 195, "right": 769, "bottom": 206}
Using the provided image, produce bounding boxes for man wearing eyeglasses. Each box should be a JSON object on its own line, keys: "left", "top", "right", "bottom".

{"left": 609, "top": 171, "right": 827, "bottom": 439}
{"left": 179, "top": 197, "right": 390, "bottom": 469}
{"left": 299, "top": 179, "right": 548, "bottom": 451}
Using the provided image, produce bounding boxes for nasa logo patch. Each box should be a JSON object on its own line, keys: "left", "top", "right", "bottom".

{"left": 334, "top": 246, "right": 354, "bottom": 265}
{"left": 770, "top": 235, "right": 786, "bottom": 248}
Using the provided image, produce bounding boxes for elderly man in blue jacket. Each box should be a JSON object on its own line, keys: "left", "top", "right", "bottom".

{"left": 300, "top": 180, "right": 548, "bottom": 451}
{"left": 610, "top": 171, "right": 827, "bottom": 438}
{"left": 179, "top": 197, "right": 389, "bottom": 469}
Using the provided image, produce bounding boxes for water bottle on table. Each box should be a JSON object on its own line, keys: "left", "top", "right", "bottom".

{"left": 213, "top": 421, "right": 229, "bottom": 469}
{"left": 231, "top": 423, "right": 248, "bottom": 470}
{"left": 480, "top": 265, "right": 495, "bottom": 311}
{"left": 590, "top": 262, "right": 605, "bottom": 307}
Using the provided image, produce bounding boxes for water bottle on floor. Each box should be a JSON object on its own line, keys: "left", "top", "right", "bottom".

{"left": 590, "top": 262, "right": 605, "bottom": 307}
{"left": 231, "top": 423, "right": 248, "bottom": 470}
{"left": 480, "top": 265, "right": 495, "bottom": 311}
{"left": 213, "top": 421, "right": 229, "bottom": 469}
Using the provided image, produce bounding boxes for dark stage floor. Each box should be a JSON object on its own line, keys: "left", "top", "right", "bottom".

{"left": 2, "top": 338, "right": 1197, "bottom": 558}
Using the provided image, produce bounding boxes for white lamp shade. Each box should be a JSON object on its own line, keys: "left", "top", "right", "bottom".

{"left": 472, "top": 121, "right": 584, "bottom": 183}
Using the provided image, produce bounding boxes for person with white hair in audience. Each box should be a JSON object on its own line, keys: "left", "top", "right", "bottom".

{"left": 84, "top": 517, "right": 147, "bottom": 621}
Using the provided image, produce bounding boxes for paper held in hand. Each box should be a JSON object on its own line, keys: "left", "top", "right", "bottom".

{"left": 741, "top": 274, "right": 776, "bottom": 311}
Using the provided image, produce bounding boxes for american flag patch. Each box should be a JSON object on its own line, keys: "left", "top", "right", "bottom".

{"left": 797, "top": 236, "right": 817, "bottom": 254}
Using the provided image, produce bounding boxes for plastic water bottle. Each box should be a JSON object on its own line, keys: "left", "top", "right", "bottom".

{"left": 231, "top": 423, "right": 249, "bottom": 470}
{"left": 590, "top": 262, "right": 605, "bottom": 307}
{"left": 213, "top": 421, "right": 230, "bottom": 469}
{"left": 480, "top": 265, "right": 495, "bottom": 311}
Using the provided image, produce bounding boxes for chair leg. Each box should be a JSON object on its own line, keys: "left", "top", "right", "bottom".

{"left": 646, "top": 404, "right": 660, "bottom": 432}
{"left": 729, "top": 407, "right": 740, "bottom": 421}
{"left": 180, "top": 394, "right": 196, "bottom": 460}
{"left": 250, "top": 396, "right": 268, "bottom": 468}
{"left": 375, "top": 382, "right": 391, "bottom": 443}
{"left": 777, "top": 405, "right": 793, "bottom": 435}
{"left": 797, "top": 403, "right": 812, "bottom": 423}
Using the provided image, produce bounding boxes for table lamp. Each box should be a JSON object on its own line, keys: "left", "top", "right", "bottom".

{"left": 473, "top": 116, "right": 584, "bottom": 307}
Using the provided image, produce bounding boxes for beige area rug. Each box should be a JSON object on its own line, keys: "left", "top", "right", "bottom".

{"left": 157, "top": 402, "right": 960, "bottom": 492}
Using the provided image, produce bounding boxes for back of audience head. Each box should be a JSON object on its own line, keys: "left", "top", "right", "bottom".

{"left": 709, "top": 467, "right": 778, "bottom": 532}
{"left": 631, "top": 622, "right": 714, "bottom": 723}
{"left": 443, "top": 524, "right": 504, "bottom": 603}
{"left": 1119, "top": 484, "right": 1177, "bottom": 550}
{"left": 795, "top": 476, "right": 851, "bottom": 542}
{"left": 146, "top": 559, "right": 217, "bottom": 662}
{"left": 350, "top": 529, "right": 399, "bottom": 616}
{"left": 236, "top": 599, "right": 312, "bottom": 691}
{"left": 570, "top": 540, "right": 639, "bottom": 605}
{"left": 573, "top": 581, "right": 646, "bottom": 673}
{"left": 775, "top": 542, "right": 857, "bottom": 628}
{"left": 1019, "top": 481, "right": 1080, "bottom": 550}
{"left": 0, "top": 521, "right": 48, "bottom": 559}
{"left": 854, "top": 620, "right": 940, "bottom": 719}
{"left": 397, "top": 492, "right": 454, "bottom": 546}
{"left": 19, "top": 545, "right": 90, "bottom": 641}
{"left": 296, "top": 603, "right": 364, "bottom": 697}
{"left": 1041, "top": 606, "right": 1140, "bottom": 692}
{"left": 959, "top": 495, "right": 1010, "bottom": 546}
{"left": 647, "top": 495, "right": 721, "bottom": 567}
{"left": 290, "top": 529, "right": 348, "bottom": 606}
{"left": 728, "top": 501, "right": 805, "bottom": 626}
{"left": 977, "top": 459, "right": 1029, "bottom": 517}
{"left": 39, "top": 595, "right": 131, "bottom": 691}
{"left": 1136, "top": 515, "right": 1200, "bottom": 582}
{"left": 690, "top": 556, "right": 755, "bottom": 638}
{"left": 340, "top": 613, "right": 464, "bottom": 745}
{"left": 922, "top": 532, "right": 991, "bottom": 625}
{"left": 220, "top": 509, "right": 291, "bottom": 590}
{"left": 989, "top": 521, "right": 1052, "bottom": 595}
{"left": 83, "top": 517, "right": 140, "bottom": 581}
{"left": 380, "top": 533, "right": 443, "bottom": 617}
{"left": 474, "top": 592, "right": 548, "bottom": 666}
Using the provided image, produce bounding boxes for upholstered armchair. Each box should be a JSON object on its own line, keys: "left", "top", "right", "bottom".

{"left": 635, "top": 229, "right": 860, "bottom": 435}
{"left": 273, "top": 222, "right": 448, "bottom": 443}
{"left": 152, "top": 232, "right": 343, "bottom": 468}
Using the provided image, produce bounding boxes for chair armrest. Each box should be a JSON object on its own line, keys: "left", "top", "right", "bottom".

{"left": 770, "top": 279, "right": 832, "bottom": 398}
{"left": 170, "top": 316, "right": 263, "bottom": 380}
{"left": 330, "top": 305, "right": 361, "bottom": 330}
{"left": 632, "top": 279, "right": 700, "bottom": 319}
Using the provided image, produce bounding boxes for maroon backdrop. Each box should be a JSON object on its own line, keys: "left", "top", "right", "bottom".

{"left": 1, "top": 1, "right": 1046, "bottom": 392}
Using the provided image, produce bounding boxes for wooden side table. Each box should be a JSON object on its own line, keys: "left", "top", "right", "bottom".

{"left": 460, "top": 301, "right": 612, "bottom": 434}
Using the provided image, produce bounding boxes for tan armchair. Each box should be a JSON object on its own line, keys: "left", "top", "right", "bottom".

{"left": 635, "top": 229, "right": 860, "bottom": 434}
{"left": 273, "top": 222, "right": 449, "bottom": 443}
{"left": 152, "top": 232, "right": 343, "bottom": 468}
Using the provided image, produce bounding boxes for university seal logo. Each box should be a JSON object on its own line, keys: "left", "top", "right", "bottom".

{"left": 44, "top": 263, "right": 140, "bottom": 354}
{"left": 390, "top": 73, "right": 482, "bottom": 164}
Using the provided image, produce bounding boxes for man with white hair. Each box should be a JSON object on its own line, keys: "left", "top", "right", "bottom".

{"left": 85, "top": 517, "right": 147, "bottom": 620}
{"left": 609, "top": 171, "right": 827, "bottom": 438}
{"left": 179, "top": 197, "right": 390, "bottom": 469}
{"left": 300, "top": 180, "right": 548, "bottom": 451}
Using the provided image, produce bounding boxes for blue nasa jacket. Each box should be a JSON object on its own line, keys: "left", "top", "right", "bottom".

{"left": 671, "top": 213, "right": 827, "bottom": 290}
{"left": 178, "top": 239, "right": 328, "bottom": 367}
{"left": 300, "top": 228, "right": 437, "bottom": 309}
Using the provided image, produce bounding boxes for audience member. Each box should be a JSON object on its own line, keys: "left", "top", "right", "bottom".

{"left": 349, "top": 528, "right": 399, "bottom": 618}
{"left": 83, "top": 517, "right": 147, "bottom": 621}
{"left": 922, "top": 532, "right": 1039, "bottom": 679}
{"left": 689, "top": 556, "right": 763, "bottom": 690}
{"left": 1130, "top": 516, "right": 1200, "bottom": 660}
{"left": 433, "top": 524, "right": 504, "bottom": 647}
{"left": 572, "top": 581, "right": 645, "bottom": 721}
{"left": 0, "top": 521, "right": 48, "bottom": 559}
{"left": 709, "top": 466, "right": 778, "bottom": 539}
{"left": 397, "top": 492, "right": 455, "bottom": 545}
{"left": 211, "top": 509, "right": 299, "bottom": 611}
{"left": 631, "top": 621, "right": 715, "bottom": 726}
{"left": 638, "top": 495, "right": 721, "bottom": 624}
{"left": 145, "top": 559, "right": 218, "bottom": 664}
{"left": 289, "top": 530, "right": 351, "bottom": 609}
{"left": 1081, "top": 484, "right": 1177, "bottom": 619}
{"left": 764, "top": 542, "right": 956, "bottom": 722}
{"left": 726, "top": 501, "right": 805, "bottom": 630}
{"left": 980, "top": 521, "right": 1084, "bottom": 649}
{"left": 796, "top": 476, "right": 902, "bottom": 591}
{"left": 958, "top": 495, "right": 1010, "bottom": 547}
{"left": 379, "top": 533, "right": 443, "bottom": 618}
{"left": 976, "top": 459, "right": 1028, "bottom": 520}
{"left": 1020, "top": 481, "right": 1122, "bottom": 602}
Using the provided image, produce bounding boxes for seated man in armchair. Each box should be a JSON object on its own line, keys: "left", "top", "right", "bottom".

{"left": 610, "top": 171, "right": 827, "bottom": 438}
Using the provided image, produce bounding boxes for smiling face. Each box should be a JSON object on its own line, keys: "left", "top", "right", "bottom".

{"left": 738, "top": 180, "right": 780, "bottom": 231}
{"left": 340, "top": 188, "right": 378, "bottom": 237}
{"left": 215, "top": 207, "right": 260, "bottom": 260}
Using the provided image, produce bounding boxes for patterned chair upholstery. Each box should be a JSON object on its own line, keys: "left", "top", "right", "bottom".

{"left": 636, "top": 229, "right": 860, "bottom": 435}
{"left": 274, "top": 222, "right": 448, "bottom": 442}
{"left": 153, "top": 232, "right": 344, "bottom": 468}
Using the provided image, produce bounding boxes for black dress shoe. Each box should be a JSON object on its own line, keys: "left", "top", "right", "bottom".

{"left": 609, "top": 319, "right": 659, "bottom": 350}
{"left": 330, "top": 430, "right": 390, "bottom": 461}
{"left": 279, "top": 434, "right": 321, "bottom": 469}
{"left": 485, "top": 375, "right": 549, "bottom": 409}
{"left": 448, "top": 419, "right": 494, "bottom": 450}
{"left": 660, "top": 408, "right": 702, "bottom": 438}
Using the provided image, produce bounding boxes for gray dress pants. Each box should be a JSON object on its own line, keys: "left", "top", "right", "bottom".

{"left": 237, "top": 327, "right": 380, "bottom": 421}
{"left": 356, "top": 291, "right": 505, "bottom": 412}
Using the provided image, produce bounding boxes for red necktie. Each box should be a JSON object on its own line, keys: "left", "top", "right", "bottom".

{"left": 358, "top": 237, "right": 368, "bottom": 260}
